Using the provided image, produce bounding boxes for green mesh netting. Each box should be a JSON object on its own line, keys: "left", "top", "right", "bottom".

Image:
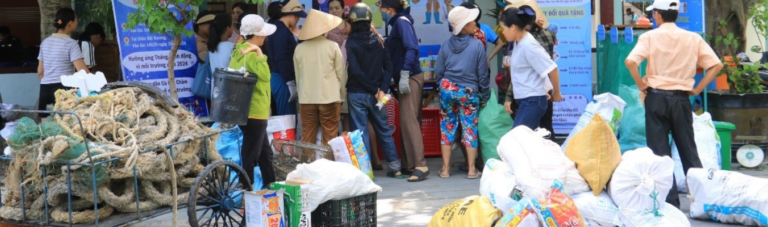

{"left": 8, "top": 118, "right": 66, "bottom": 150}
{"left": 596, "top": 29, "right": 648, "bottom": 95}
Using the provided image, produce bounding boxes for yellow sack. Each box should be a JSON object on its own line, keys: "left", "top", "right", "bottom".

{"left": 428, "top": 196, "right": 501, "bottom": 227}
{"left": 565, "top": 115, "right": 622, "bottom": 196}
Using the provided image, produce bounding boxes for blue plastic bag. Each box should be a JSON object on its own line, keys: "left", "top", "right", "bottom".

{"left": 212, "top": 123, "right": 263, "bottom": 190}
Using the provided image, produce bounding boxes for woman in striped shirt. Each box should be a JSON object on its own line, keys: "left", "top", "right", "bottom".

{"left": 37, "top": 8, "right": 90, "bottom": 119}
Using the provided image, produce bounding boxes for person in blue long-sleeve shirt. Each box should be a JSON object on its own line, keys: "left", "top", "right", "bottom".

{"left": 264, "top": 0, "right": 306, "bottom": 115}
{"left": 378, "top": 0, "right": 429, "bottom": 182}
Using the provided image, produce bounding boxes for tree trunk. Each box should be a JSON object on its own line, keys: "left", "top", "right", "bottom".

{"left": 38, "top": 0, "right": 73, "bottom": 40}
{"left": 706, "top": 0, "right": 761, "bottom": 55}
{"left": 167, "top": 35, "right": 181, "bottom": 101}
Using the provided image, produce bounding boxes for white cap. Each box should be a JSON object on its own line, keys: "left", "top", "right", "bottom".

{"left": 447, "top": 6, "right": 480, "bottom": 36}
{"left": 240, "top": 15, "right": 277, "bottom": 37}
{"left": 646, "top": 0, "right": 680, "bottom": 11}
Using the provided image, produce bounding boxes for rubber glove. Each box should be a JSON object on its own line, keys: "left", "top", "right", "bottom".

{"left": 287, "top": 81, "right": 298, "bottom": 102}
{"left": 398, "top": 71, "right": 411, "bottom": 94}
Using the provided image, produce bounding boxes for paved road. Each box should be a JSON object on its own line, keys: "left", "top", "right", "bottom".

{"left": 136, "top": 150, "right": 766, "bottom": 226}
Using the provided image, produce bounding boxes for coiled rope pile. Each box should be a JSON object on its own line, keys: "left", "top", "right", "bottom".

{"left": 0, "top": 87, "right": 222, "bottom": 224}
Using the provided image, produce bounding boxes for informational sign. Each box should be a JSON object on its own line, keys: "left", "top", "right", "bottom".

{"left": 539, "top": 0, "right": 594, "bottom": 134}
{"left": 112, "top": 0, "right": 208, "bottom": 117}
{"left": 675, "top": 0, "right": 705, "bottom": 32}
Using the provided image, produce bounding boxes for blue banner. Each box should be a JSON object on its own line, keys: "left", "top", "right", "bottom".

{"left": 112, "top": 0, "right": 208, "bottom": 117}
{"left": 539, "top": 0, "right": 594, "bottom": 134}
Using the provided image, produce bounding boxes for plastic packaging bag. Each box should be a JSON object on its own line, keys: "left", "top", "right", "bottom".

{"left": 688, "top": 168, "right": 768, "bottom": 226}
{"left": 267, "top": 115, "right": 297, "bottom": 153}
{"left": 286, "top": 159, "right": 382, "bottom": 211}
{"left": 532, "top": 180, "right": 586, "bottom": 227}
{"left": 620, "top": 202, "right": 690, "bottom": 227}
{"left": 479, "top": 91, "right": 514, "bottom": 163}
{"left": 497, "top": 126, "right": 590, "bottom": 200}
{"left": 671, "top": 112, "right": 722, "bottom": 193}
{"left": 562, "top": 93, "right": 626, "bottom": 152}
{"left": 348, "top": 130, "right": 374, "bottom": 180}
{"left": 565, "top": 115, "right": 622, "bottom": 196}
{"left": 480, "top": 159, "right": 517, "bottom": 212}
{"left": 617, "top": 85, "right": 647, "bottom": 153}
{"left": 609, "top": 148, "right": 673, "bottom": 213}
{"left": 495, "top": 199, "right": 540, "bottom": 227}
{"left": 571, "top": 191, "right": 621, "bottom": 227}
{"left": 428, "top": 196, "right": 502, "bottom": 227}
{"left": 342, "top": 135, "right": 361, "bottom": 169}
{"left": 328, "top": 136, "right": 354, "bottom": 166}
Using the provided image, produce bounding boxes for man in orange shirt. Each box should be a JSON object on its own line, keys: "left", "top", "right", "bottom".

{"left": 624, "top": 0, "right": 723, "bottom": 208}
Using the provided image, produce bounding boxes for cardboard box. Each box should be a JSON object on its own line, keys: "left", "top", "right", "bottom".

{"left": 244, "top": 189, "right": 286, "bottom": 227}
{"left": 271, "top": 179, "right": 313, "bottom": 227}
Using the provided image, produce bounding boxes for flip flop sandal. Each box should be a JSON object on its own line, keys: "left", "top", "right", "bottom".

{"left": 408, "top": 169, "right": 430, "bottom": 182}
{"left": 387, "top": 171, "right": 405, "bottom": 179}
{"left": 438, "top": 169, "right": 450, "bottom": 179}
{"left": 467, "top": 170, "right": 482, "bottom": 179}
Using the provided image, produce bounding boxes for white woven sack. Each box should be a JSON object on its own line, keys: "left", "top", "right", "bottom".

{"left": 571, "top": 191, "right": 622, "bottom": 227}
{"left": 497, "top": 126, "right": 589, "bottom": 200}
{"left": 619, "top": 202, "right": 690, "bottom": 227}
{"left": 687, "top": 168, "right": 768, "bottom": 226}
{"left": 672, "top": 112, "right": 722, "bottom": 193}
{"left": 608, "top": 148, "right": 674, "bottom": 213}
{"left": 480, "top": 159, "right": 517, "bottom": 212}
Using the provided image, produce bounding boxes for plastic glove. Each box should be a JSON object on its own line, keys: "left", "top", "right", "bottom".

{"left": 287, "top": 81, "right": 298, "bottom": 102}
{"left": 398, "top": 71, "right": 411, "bottom": 94}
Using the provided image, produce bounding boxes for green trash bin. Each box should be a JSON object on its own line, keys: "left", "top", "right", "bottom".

{"left": 713, "top": 121, "right": 736, "bottom": 170}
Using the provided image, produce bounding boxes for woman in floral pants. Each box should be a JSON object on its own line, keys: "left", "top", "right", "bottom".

{"left": 435, "top": 6, "right": 489, "bottom": 179}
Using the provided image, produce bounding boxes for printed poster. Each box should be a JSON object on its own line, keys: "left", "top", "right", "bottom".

{"left": 539, "top": 0, "right": 593, "bottom": 134}
{"left": 112, "top": 0, "right": 209, "bottom": 117}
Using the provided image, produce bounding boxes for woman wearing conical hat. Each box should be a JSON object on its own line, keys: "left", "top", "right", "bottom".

{"left": 293, "top": 10, "right": 347, "bottom": 146}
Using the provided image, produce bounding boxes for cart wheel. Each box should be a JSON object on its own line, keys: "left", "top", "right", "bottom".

{"left": 188, "top": 160, "right": 253, "bottom": 227}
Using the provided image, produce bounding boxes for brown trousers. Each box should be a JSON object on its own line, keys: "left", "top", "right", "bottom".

{"left": 398, "top": 75, "right": 427, "bottom": 169}
{"left": 300, "top": 103, "right": 341, "bottom": 145}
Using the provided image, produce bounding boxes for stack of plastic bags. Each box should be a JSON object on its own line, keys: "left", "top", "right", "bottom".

{"left": 561, "top": 93, "right": 626, "bottom": 152}
{"left": 328, "top": 130, "right": 374, "bottom": 180}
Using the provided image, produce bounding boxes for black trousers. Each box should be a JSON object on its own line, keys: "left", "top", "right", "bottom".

{"left": 644, "top": 89, "right": 701, "bottom": 208}
{"left": 38, "top": 83, "right": 67, "bottom": 118}
{"left": 238, "top": 119, "right": 276, "bottom": 188}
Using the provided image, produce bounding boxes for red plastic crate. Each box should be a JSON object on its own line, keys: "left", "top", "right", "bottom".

{"left": 376, "top": 97, "right": 403, "bottom": 160}
{"left": 421, "top": 108, "right": 442, "bottom": 157}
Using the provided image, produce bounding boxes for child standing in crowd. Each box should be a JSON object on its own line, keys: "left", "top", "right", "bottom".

{"left": 77, "top": 22, "right": 105, "bottom": 69}
{"left": 37, "top": 8, "right": 90, "bottom": 120}
{"left": 294, "top": 10, "right": 346, "bottom": 146}
{"left": 379, "top": 0, "right": 429, "bottom": 182}
{"left": 265, "top": 0, "right": 306, "bottom": 116}
{"left": 344, "top": 3, "right": 405, "bottom": 179}
{"left": 435, "top": 6, "right": 489, "bottom": 179}
{"left": 625, "top": 0, "right": 721, "bottom": 208}
{"left": 207, "top": 14, "right": 234, "bottom": 72}
{"left": 228, "top": 14, "right": 278, "bottom": 188}
{"left": 500, "top": 5, "right": 562, "bottom": 130}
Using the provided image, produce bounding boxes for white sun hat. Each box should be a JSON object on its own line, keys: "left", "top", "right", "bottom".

{"left": 240, "top": 14, "right": 277, "bottom": 37}
{"left": 448, "top": 6, "right": 480, "bottom": 36}
{"left": 646, "top": 0, "right": 680, "bottom": 11}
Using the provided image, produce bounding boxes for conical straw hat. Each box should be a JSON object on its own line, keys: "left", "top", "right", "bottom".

{"left": 505, "top": 0, "right": 549, "bottom": 28}
{"left": 299, "top": 9, "right": 343, "bottom": 40}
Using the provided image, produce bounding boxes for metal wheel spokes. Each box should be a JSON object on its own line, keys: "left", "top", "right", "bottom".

{"left": 189, "top": 160, "right": 252, "bottom": 227}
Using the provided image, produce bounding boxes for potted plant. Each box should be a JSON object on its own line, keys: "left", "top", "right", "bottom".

{"left": 707, "top": 0, "right": 768, "bottom": 143}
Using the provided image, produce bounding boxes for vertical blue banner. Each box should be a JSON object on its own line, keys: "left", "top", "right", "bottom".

{"left": 672, "top": 0, "right": 705, "bottom": 32}
{"left": 539, "top": 0, "right": 593, "bottom": 134}
{"left": 112, "top": 0, "right": 208, "bottom": 117}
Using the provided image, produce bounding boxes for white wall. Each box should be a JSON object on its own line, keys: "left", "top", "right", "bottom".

{"left": 745, "top": 13, "right": 765, "bottom": 62}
